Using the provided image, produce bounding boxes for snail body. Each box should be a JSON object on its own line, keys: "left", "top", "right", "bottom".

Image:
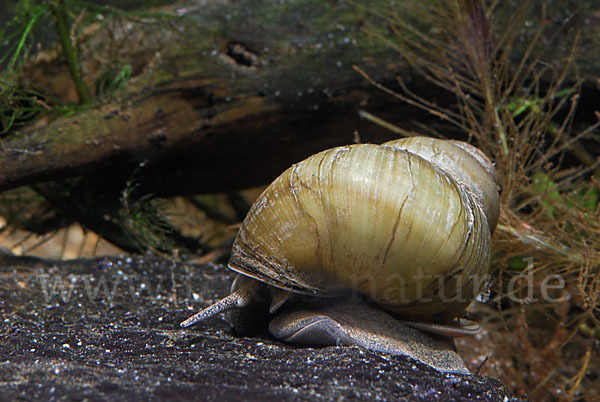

{"left": 181, "top": 137, "right": 499, "bottom": 374}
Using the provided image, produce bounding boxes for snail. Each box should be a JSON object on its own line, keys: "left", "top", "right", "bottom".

{"left": 180, "top": 136, "right": 499, "bottom": 374}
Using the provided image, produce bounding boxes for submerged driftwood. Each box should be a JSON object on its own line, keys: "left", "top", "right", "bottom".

{"left": 2, "top": 0, "right": 410, "bottom": 195}
{"left": 1, "top": 0, "right": 599, "bottom": 196}
{"left": 0, "top": 253, "right": 522, "bottom": 400}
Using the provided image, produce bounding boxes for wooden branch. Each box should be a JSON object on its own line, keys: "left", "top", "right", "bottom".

{"left": 1, "top": 0, "right": 598, "bottom": 196}
{"left": 1, "top": 0, "right": 416, "bottom": 195}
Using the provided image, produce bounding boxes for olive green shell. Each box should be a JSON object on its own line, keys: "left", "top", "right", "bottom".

{"left": 229, "top": 138, "right": 497, "bottom": 322}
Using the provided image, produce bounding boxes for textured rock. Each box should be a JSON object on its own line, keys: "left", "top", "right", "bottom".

{"left": 0, "top": 254, "right": 521, "bottom": 400}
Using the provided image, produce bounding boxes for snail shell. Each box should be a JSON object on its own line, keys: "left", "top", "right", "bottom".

{"left": 227, "top": 137, "right": 497, "bottom": 322}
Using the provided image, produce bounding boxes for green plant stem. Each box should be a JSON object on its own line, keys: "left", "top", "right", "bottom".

{"left": 6, "top": 7, "right": 45, "bottom": 73}
{"left": 52, "top": 2, "right": 92, "bottom": 105}
{"left": 492, "top": 105, "right": 509, "bottom": 156}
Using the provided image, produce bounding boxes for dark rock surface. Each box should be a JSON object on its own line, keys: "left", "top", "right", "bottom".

{"left": 0, "top": 254, "right": 522, "bottom": 401}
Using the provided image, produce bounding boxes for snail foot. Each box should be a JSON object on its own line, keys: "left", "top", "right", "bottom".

{"left": 400, "top": 318, "right": 481, "bottom": 338}
{"left": 268, "top": 299, "right": 470, "bottom": 375}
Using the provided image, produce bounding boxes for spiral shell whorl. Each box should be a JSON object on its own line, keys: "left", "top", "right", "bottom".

{"left": 384, "top": 137, "right": 499, "bottom": 232}
{"left": 229, "top": 139, "right": 496, "bottom": 322}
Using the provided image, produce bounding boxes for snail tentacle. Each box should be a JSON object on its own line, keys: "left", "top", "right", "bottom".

{"left": 180, "top": 294, "right": 240, "bottom": 328}
{"left": 269, "top": 288, "right": 293, "bottom": 314}
{"left": 180, "top": 276, "right": 264, "bottom": 328}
